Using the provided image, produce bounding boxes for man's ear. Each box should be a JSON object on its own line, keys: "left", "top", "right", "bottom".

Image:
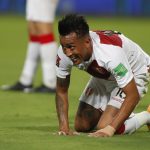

{"left": 84, "top": 36, "right": 91, "bottom": 44}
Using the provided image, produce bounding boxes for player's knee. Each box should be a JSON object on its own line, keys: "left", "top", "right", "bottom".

{"left": 74, "top": 102, "right": 101, "bottom": 132}
{"left": 74, "top": 117, "right": 92, "bottom": 132}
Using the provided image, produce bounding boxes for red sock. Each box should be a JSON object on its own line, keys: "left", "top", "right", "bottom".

{"left": 115, "top": 124, "right": 125, "bottom": 134}
{"left": 29, "top": 34, "right": 40, "bottom": 42}
{"left": 38, "top": 33, "right": 55, "bottom": 44}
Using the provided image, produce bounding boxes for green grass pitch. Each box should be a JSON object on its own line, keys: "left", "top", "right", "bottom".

{"left": 0, "top": 15, "right": 150, "bottom": 150}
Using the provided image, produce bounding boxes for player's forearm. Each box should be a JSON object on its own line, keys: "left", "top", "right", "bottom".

{"left": 56, "top": 76, "right": 71, "bottom": 132}
{"left": 110, "top": 95, "right": 139, "bottom": 130}
{"left": 56, "top": 92, "right": 70, "bottom": 132}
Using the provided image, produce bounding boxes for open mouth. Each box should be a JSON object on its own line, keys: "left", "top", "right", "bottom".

{"left": 71, "top": 58, "right": 78, "bottom": 63}
{"left": 70, "top": 55, "right": 80, "bottom": 64}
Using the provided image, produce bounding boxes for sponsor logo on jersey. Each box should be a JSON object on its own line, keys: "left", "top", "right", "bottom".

{"left": 113, "top": 63, "right": 128, "bottom": 77}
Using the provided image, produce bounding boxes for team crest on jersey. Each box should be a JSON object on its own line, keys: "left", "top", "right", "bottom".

{"left": 113, "top": 63, "right": 128, "bottom": 77}
{"left": 56, "top": 55, "right": 61, "bottom": 67}
{"left": 87, "top": 60, "right": 110, "bottom": 79}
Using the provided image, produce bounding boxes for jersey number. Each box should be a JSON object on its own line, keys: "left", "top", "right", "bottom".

{"left": 116, "top": 88, "right": 125, "bottom": 99}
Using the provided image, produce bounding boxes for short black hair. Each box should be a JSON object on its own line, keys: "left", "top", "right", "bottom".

{"left": 58, "top": 14, "right": 89, "bottom": 38}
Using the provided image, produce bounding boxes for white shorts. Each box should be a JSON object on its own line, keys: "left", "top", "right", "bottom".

{"left": 79, "top": 73, "right": 150, "bottom": 111}
{"left": 26, "top": 0, "right": 58, "bottom": 22}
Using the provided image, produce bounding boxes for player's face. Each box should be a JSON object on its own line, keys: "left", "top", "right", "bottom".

{"left": 60, "top": 32, "right": 93, "bottom": 65}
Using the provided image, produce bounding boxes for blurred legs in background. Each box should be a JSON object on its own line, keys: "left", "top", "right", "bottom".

{"left": 1, "top": 0, "right": 59, "bottom": 93}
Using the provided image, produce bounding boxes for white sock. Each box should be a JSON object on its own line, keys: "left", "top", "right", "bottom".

{"left": 40, "top": 42, "right": 57, "bottom": 88}
{"left": 124, "top": 111, "right": 150, "bottom": 134}
{"left": 19, "top": 42, "right": 40, "bottom": 85}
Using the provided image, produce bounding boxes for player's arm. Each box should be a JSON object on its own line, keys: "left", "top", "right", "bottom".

{"left": 107, "top": 46, "right": 141, "bottom": 134}
{"left": 99, "top": 72, "right": 140, "bottom": 136}
{"left": 99, "top": 78, "right": 140, "bottom": 137}
{"left": 110, "top": 78, "right": 140, "bottom": 130}
{"left": 55, "top": 75, "right": 71, "bottom": 134}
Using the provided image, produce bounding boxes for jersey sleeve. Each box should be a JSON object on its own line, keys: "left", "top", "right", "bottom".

{"left": 56, "top": 46, "right": 73, "bottom": 78}
{"left": 106, "top": 48, "right": 134, "bottom": 88}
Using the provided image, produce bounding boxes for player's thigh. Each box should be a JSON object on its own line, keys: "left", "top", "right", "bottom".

{"left": 79, "top": 77, "right": 113, "bottom": 111}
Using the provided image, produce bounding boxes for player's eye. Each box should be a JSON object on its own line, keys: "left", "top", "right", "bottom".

{"left": 64, "top": 45, "right": 75, "bottom": 51}
{"left": 67, "top": 45, "right": 74, "bottom": 49}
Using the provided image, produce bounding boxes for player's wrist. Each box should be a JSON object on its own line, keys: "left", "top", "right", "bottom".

{"left": 105, "top": 125, "right": 116, "bottom": 136}
{"left": 59, "top": 126, "right": 70, "bottom": 134}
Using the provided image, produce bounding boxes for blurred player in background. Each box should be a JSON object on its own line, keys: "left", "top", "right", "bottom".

{"left": 55, "top": 14, "right": 150, "bottom": 137}
{"left": 1, "top": 0, "right": 59, "bottom": 93}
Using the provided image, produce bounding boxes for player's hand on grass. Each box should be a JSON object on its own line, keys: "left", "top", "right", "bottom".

{"left": 88, "top": 125, "right": 116, "bottom": 137}
{"left": 58, "top": 130, "right": 80, "bottom": 136}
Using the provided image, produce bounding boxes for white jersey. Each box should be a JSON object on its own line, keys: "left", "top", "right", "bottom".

{"left": 26, "top": 0, "right": 58, "bottom": 22}
{"left": 56, "top": 30, "right": 150, "bottom": 88}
